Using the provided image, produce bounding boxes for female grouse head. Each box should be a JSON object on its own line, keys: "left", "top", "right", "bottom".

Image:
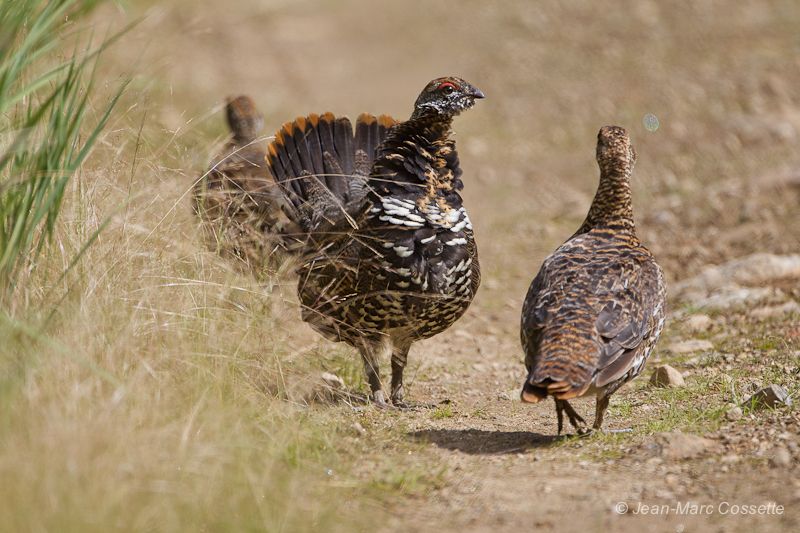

{"left": 225, "top": 95, "right": 264, "bottom": 144}
{"left": 596, "top": 125, "right": 636, "bottom": 177}
{"left": 412, "top": 77, "right": 485, "bottom": 120}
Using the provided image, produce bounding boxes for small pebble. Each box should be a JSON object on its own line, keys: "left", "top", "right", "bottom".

{"left": 743, "top": 384, "right": 792, "bottom": 409}
{"left": 352, "top": 422, "right": 367, "bottom": 436}
{"left": 770, "top": 447, "right": 792, "bottom": 468}
{"left": 650, "top": 365, "right": 686, "bottom": 387}
{"left": 725, "top": 405, "right": 743, "bottom": 421}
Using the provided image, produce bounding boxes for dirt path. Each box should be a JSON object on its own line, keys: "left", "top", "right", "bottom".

{"left": 340, "top": 298, "right": 797, "bottom": 533}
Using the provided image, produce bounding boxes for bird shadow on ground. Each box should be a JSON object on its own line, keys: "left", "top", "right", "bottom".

{"left": 409, "top": 428, "right": 560, "bottom": 455}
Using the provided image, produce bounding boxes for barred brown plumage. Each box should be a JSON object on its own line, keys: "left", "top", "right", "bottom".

{"left": 194, "top": 95, "right": 298, "bottom": 270}
{"left": 266, "top": 77, "right": 485, "bottom": 408}
{"left": 520, "top": 126, "right": 666, "bottom": 434}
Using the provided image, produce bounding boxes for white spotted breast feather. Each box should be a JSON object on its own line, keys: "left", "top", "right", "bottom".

{"left": 367, "top": 196, "right": 476, "bottom": 296}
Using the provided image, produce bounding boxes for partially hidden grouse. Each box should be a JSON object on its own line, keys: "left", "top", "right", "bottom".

{"left": 520, "top": 126, "right": 666, "bottom": 434}
{"left": 194, "top": 95, "right": 297, "bottom": 269}
{"left": 266, "top": 77, "right": 485, "bottom": 407}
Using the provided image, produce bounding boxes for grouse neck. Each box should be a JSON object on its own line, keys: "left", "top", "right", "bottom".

{"left": 576, "top": 167, "right": 635, "bottom": 234}
{"left": 230, "top": 122, "right": 260, "bottom": 145}
{"left": 375, "top": 111, "right": 453, "bottom": 163}
{"left": 407, "top": 107, "right": 454, "bottom": 136}
{"left": 232, "top": 133, "right": 254, "bottom": 146}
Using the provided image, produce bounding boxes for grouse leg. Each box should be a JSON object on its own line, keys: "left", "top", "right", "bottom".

{"left": 555, "top": 399, "right": 589, "bottom": 436}
{"left": 593, "top": 395, "right": 610, "bottom": 431}
{"left": 555, "top": 398, "right": 565, "bottom": 435}
{"left": 359, "top": 340, "right": 388, "bottom": 408}
{"left": 592, "top": 394, "right": 630, "bottom": 433}
{"left": 392, "top": 340, "right": 427, "bottom": 409}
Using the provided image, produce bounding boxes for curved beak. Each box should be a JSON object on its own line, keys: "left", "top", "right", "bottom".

{"left": 469, "top": 85, "right": 486, "bottom": 99}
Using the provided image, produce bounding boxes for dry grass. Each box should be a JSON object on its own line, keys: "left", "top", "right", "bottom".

{"left": 0, "top": 61, "right": 377, "bottom": 531}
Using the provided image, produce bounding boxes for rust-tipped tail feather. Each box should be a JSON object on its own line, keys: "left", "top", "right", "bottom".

{"left": 520, "top": 381, "right": 547, "bottom": 403}
{"left": 266, "top": 112, "right": 397, "bottom": 235}
{"left": 521, "top": 375, "right": 591, "bottom": 403}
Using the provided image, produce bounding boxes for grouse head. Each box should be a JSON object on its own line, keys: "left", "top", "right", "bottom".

{"left": 596, "top": 125, "right": 637, "bottom": 177}
{"left": 412, "top": 77, "right": 485, "bottom": 119}
{"left": 225, "top": 95, "right": 264, "bottom": 143}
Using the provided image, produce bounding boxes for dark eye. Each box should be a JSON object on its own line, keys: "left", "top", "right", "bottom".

{"left": 437, "top": 82, "right": 457, "bottom": 94}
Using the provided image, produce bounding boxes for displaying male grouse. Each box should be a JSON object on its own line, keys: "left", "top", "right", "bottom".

{"left": 520, "top": 126, "right": 666, "bottom": 434}
{"left": 194, "top": 95, "right": 296, "bottom": 268}
{"left": 266, "top": 77, "right": 485, "bottom": 407}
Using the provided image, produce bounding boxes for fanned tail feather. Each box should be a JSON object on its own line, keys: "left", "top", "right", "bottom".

{"left": 266, "top": 112, "right": 398, "bottom": 234}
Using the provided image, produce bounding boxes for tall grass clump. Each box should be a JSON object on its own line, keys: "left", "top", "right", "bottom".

{"left": 0, "top": 3, "right": 388, "bottom": 530}
{"left": 0, "top": 0, "right": 124, "bottom": 310}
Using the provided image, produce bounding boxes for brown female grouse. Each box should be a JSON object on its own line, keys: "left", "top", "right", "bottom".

{"left": 266, "top": 77, "right": 484, "bottom": 407}
{"left": 194, "top": 95, "right": 296, "bottom": 268}
{"left": 520, "top": 126, "right": 666, "bottom": 434}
